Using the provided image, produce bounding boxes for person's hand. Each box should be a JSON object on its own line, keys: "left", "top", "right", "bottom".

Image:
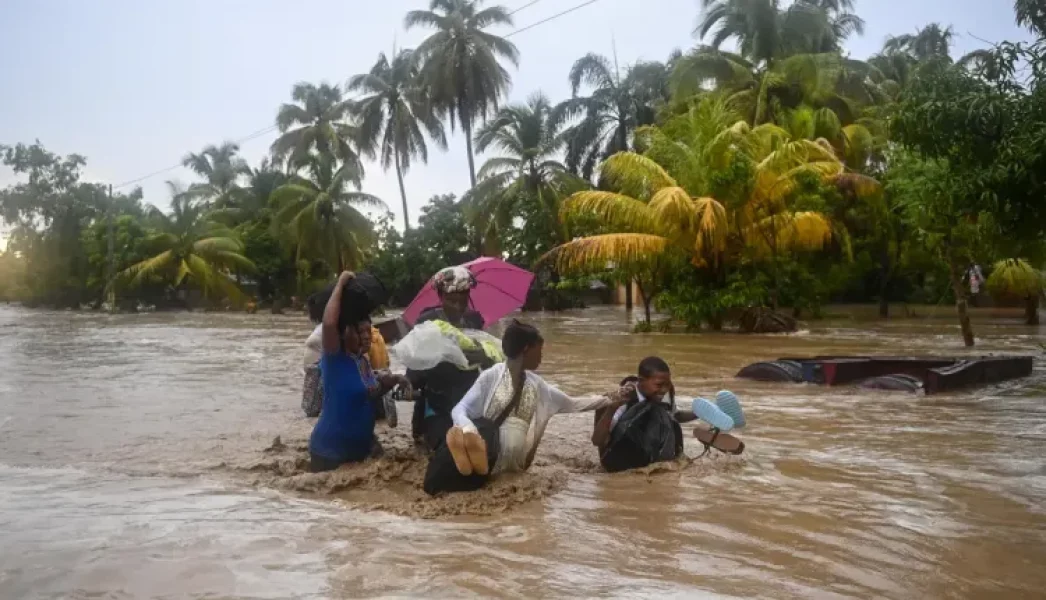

{"left": 379, "top": 373, "right": 410, "bottom": 393}
{"left": 463, "top": 347, "right": 489, "bottom": 367}
{"left": 338, "top": 271, "right": 355, "bottom": 284}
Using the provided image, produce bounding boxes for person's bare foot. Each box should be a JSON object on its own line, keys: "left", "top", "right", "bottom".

{"left": 445, "top": 426, "right": 473, "bottom": 475}
{"left": 463, "top": 430, "right": 489, "bottom": 475}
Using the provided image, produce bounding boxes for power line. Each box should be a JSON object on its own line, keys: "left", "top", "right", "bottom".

{"left": 508, "top": 0, "right": 543, "bottom": 16}
{"left": 114, "top": 0, "right": 604, "bottom": 191}
{"left": 506, "top": 0, "right": 603, "bottom": 38}
{"left": 112, "top": 124, "right": 278, "bottom": 190}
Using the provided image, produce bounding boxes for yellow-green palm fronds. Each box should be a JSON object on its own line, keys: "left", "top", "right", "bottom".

{"left": 598, "top": 152, "right": 678, "bottom": 200}
{"left": 561, "top": 191, "right": 663, "bottom": 235}
{"left": 986, "top": 259, "right": 1043, "bottom": 300}
{"left": 539, "top": 233, "right": 669, "bottom": 275}
{"left": 742, "top": 211, "right": 833, "bottom": 257}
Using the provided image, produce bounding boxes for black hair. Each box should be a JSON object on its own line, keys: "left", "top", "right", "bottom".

{"left": 620, "top": 375, "right": 640, "bottom": 386}
{"left": 306, "top": 291, "right": 326, "bottom": 323}
{"left": 502, "top": 319, "right": 543, "bottom": 359}
{"left": 638, "top": 356, "right": 671, "bottom": 378}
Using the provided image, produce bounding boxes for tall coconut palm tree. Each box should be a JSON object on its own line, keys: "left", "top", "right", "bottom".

{"left": 269, "top": 153, "right": 385, "bottom": 272}
{"left": 466, "top": 92, "right": 586, "bottom": 255}
{"left": 111, "top": 186, "right": 255, "bottom": 304}
{"left": 405, "top": 0, "right": 519, "bottom": 188}
{"left": 348, "top": 49, "right": 447, "bottom": 230}
{"left": 211, "top": 158, "right": 288, "bottom": 227}
{"left": 555, "top": 54, "right": 672, "bottom": 180}
{"left": 271, "top": 82, "right": 363, "bottom": 172}
{"left": 181, "top": 142, "right": 249, "bottom": 208}
{"left": 883, "top": 23, "right": 954, "bottom": 62}
{"left": 697, "top": 0, "right": 861, "bottom": 66}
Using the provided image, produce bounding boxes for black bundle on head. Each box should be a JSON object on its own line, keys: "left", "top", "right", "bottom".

{"left": 310, "top": 272, "right": 388, "bottom": 333}
{"left": 502, "top": 319, "right": 543, "bottom": 359}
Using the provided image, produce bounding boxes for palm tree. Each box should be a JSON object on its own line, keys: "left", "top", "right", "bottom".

{"left": 111, "top": 185, "right": 255, "bottom": 304}
{"left": 697, "top": 0, "right": 862, "bottom": 66}
{"left": 883, "top": 23, "right": 954, "bottom": 62}
{"left": 181, "top": 142, "right": 249, "bottom": 208}
{"left": 466, "top": 92, "right": 586, "bottom": 255}
{"left": 348, "top": 49, "right": 447, "bottom": 230}
{"left": 1015, "top": 0, "right": 1046, "bottom": 38}
{"left": 556, "top": 54, "right": 672, "bottom": 180}
{"left": 986, "top": 259, "right": 1043, "bottom": 325}
{"left": 405, "top": 0, "right": 519, "bottom": 187}
{"left": 544, "top": 118, "right": 852, "bottom": 320}
{"left": 269, "top": 153, "right": 385, "bottom": 272}
{"left": 271, "top": 82, "right": 362, "bottom": 171}
{"left": 212, "top": 158, "right": 288, "bottom": 227}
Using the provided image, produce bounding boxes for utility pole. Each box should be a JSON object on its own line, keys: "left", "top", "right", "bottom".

{"left": 106, "top": 184, "right": 115, "bottom": 312}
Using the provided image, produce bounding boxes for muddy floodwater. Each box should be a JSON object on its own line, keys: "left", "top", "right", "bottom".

{"left": 1, "top": 304, "right": 1044, "bottom": 599}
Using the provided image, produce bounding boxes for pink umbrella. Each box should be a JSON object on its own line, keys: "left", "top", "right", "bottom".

{"left": 402, "top": 257, "right": 535, "bottom": 328}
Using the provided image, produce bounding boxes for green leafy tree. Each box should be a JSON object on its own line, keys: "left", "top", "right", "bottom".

{"left": 271, "top": 82, "right": 362, "bottom": 171}
{"left": 181, "top": 142, "right": 249, "bottom": 208}
{"left": 112, "top": 191, "right": 255, "bottom": 305}
{"left": 269, "top": 153, "right": 385, "bottom": 272}
{"left": 556, "top": 54, "right": 672, "bottom": 179}
{"left": 466, "top": 92, "right": 586, "bottom": 255}
{"left": 349, "top": 49, "right": 448, "bottom": 230}
{"left": 405, "top": 0, "right": 519, "bottom": 187}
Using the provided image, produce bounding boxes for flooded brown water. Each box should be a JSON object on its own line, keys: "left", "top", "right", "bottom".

{"left": 1, "top": 304, "right": 1044, "bottom": 599}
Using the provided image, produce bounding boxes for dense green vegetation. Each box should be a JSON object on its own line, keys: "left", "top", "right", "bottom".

{"left": 2, "top": 0, "right": 1044, "bottom": 345}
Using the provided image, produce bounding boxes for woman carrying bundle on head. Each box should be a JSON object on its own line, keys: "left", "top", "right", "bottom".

{"left": 307, "top": 271, "right": 409, "bottom": 472}
{"left": 422, "top": 320, "right": 610, "bottom": 495}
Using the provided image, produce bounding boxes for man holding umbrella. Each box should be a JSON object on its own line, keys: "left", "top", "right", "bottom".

{"left": 404, "top": 262, "right": 533, "bottom": 450}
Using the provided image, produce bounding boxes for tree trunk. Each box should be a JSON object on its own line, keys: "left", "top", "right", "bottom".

{"left": 878, "top": 247, "right": 891, "bottom": 318}
{"left": 636, "top": 280, "right": 651, "bottom": 324}
{"left": 624, "top": 279, "right": 633, "bottom": 312}
{"left": 1026, "top": 295, "right": 1040, "bottom": 326}
{"left": 948, "top": 262, "right": 975, "bottom": 347}
{"left": 463, "top": 118, "right": 477, "bottom": 189}
{"left": 394, "top": 151, "right": 410, "bottom": 231}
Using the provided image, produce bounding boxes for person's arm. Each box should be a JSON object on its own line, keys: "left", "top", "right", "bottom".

{"left": 673, "top": 410, "right": 699, "bottom": 423}
{"left": 591, "top": 398, "right": 628, "bottom": 449}
{"left": 450, "top": 366, "right": 497, "bottom": 433}
{"left": 546, "top": 384, "right": 614, "bottom": 414}
{"left": 321, "top": 271, "right": 354, "bottom": 355}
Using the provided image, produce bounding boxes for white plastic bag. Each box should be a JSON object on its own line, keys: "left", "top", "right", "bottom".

{"left": 391, "top": 321, "right": 503, "bottom": 371}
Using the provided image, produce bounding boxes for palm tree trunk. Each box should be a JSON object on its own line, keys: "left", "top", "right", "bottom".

{"left": 394, "top": 151, "right": 410, "bottom": 231}
{"left": 464, "top": 118, "right": 478, "bottom": 188}
{"left": 948, "top": 260, "right": 976, "bottom": 347}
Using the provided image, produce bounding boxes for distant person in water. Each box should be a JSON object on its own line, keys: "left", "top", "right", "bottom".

{"left": 423, "top": 320, "right": 609, "bottom": 495}
{"left": 308, "top": 271, "right": 408, "bottom": 472}
{"left": 408, "top": 266, "right": 497, "bottom": 450}
{"left": 592, "top": 357, "right": 743, "bottom": 472}
{"left": 302, "top": 290, "right": 396, "bottom": 424}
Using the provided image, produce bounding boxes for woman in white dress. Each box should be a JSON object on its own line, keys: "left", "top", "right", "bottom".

{"left": 423, "top": 320, "right": 610, "bottom": 495}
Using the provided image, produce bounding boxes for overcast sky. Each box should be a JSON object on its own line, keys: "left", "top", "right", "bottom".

{"left": 0, "top": 0, "right": 1035, "bottom": 237}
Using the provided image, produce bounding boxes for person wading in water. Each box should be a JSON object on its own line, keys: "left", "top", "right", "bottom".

{"left": 592, "top": 357, "right": 744, "bottom": 472}
{"left": 408, "top": 266, "right": 498, "bottom": 450}
{"left": 308, "top": 271, "right": 407, "bottom": 472}
{"left": 423, "top": 320, "right": 608, "bottom": 495}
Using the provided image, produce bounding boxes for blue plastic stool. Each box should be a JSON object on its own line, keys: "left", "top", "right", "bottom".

{"left": 714, "top": 390, "right": 746, "bottom": 429}
{"left": 691, "top": 397, "right": 735, "bottom": 431}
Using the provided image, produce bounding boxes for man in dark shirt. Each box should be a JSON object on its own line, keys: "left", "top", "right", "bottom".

{"left": 408, "top": 266, "right": 495, "bottom": 450}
